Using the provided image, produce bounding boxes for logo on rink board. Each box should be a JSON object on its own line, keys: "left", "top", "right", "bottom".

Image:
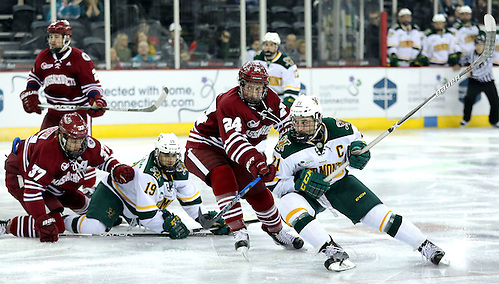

{"left": 373, "top": 78, "right": 397, "bottom": 109}
{"left": 0, "top": 89, "right": 3, "bottom": 112}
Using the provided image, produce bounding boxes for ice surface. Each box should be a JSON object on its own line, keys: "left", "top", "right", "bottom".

{"left": 1, "top": 128, "right": 499, "bottom": 283}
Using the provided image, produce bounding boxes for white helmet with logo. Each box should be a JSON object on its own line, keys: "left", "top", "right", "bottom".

{"left": 263, "top": 32, "right": 281, "bottom": 46}
{"left": 155, "top": 132, "right": 181, "bottom": 172}
{"left": 290, "top": 96, "right": 323, "bottom": 143}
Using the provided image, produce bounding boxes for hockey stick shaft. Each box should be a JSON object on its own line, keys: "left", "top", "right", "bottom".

{"left": 324, "top": 14, "right": 496, "bottom": 183}
{"left": 198, "top": 176, "right": 262, "bottom": 229}
{"left": 39, "top": 87, "right": 168, "bottom": 112}
{"left": 60, "top": 218, "right": 260, "bottom": 238}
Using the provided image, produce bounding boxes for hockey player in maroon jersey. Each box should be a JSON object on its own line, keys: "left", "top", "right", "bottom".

{"left": 19, "top": 20, "right": 107, "bottom": 190}
{"left": 184, "top": 61, "right": 304, "bottom": 257}
{"left": 1, "top": 113, "right": 134, "bottom": 242}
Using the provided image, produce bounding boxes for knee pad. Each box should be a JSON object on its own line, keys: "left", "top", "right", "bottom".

{"left": 210, "top": 165, "right": 238, "bottom": 196}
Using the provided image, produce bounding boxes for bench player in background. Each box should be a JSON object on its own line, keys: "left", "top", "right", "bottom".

{"left": 268, "top": 96, "right": 449, "bottom": 271}
{"left": 0, "top": 113, "right": 134, "bottom": 242}
{"left": 64, "top": 133, "right": 230, "bottom": 238}
{"left": 19, "top": 20, "right": 107, "bottom": 191}
{"left": 253, "top": 32, "right": 301, "bottom": 108}
{"left": 185, "top": 62, "right": 303, "bottom": 257}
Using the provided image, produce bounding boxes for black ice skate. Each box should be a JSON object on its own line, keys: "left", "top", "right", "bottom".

{"left": 0, "top": 219, "right": 8, "bottom": 236}
{"left": 418, "top": 239, "right": 450, "bottom": 265}
{"left": 320, "top": 238, "right": 356, "bottom": 272}
{"left": 234, "top": 228, "right": 250, "bottom": 260}
{"left": 262, "top": 225, "right": 304, "bottom": 249}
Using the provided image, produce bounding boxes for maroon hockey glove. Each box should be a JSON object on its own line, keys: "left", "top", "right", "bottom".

{"left": 261, "top": 164, "right": 276, "bottom": 183}
{"left": 35, "top": 213, "right": 60, "bottom": 242}
{"left": 245, "top": 150, "right": 272, "bottom": 179}
{"left": 111, "top": 164, "right": 134, "bottom": 184}
{"left": 88, "top": 94, "right": 107, "bottom": 117}
{"left": 20, "top": 90, "right": 42, "bottom": 114}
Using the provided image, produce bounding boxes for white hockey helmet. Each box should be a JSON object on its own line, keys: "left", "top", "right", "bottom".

{"left": 290, "top": 96, "right": 323, "bottom": 143}
{"left": 263, "top": 32, "right": 281, "bottom": 46}
{"left": 459, "top": 5, "right": 472, "bottom": 14}
{"left": 398, "top": 8, "right": 412, "bottom": 17}
{"left": 155, "top": 132, "right": 182, "bottom": 172}
{"left": 432, "top": 14, "right": 446, "bottom": 23}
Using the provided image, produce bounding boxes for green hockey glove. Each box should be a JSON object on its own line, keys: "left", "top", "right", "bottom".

{"left": 294, "top": 169, "right": 330, "bottom": 199}
{"left": 283, "top": 96, "right": 296, "bottom": 108}
{"left": 196, "top": 211, "right": 230, "bottom": 235}
{"left": 162, "top": 210, "right": 189, "bottom": 239}
{"left": 348, "top": 141, "right": 371, "bottom": 170}
{"left": 389, "top": 53, "right": 399, "bottom": 67}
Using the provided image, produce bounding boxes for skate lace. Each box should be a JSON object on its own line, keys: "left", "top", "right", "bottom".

{"left": 323, "top": 243, "right": 346, "bottom": 260}
{"left": 274, "top": 229, "right": 296, "bottom": 245}
{"left": 0, "top": 220, "right": 8, "bottom": 236}
{"left": 234, "top": 228, "right": 249, "bottom": 242}
{"left": 420, "top": 241, "right": 438, "bottom": 260}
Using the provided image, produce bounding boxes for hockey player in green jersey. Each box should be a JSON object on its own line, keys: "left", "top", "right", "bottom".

{"left": 253, "top": 32, "right": 301, "bottom": 107}
{"left": 267, "top": 96, "right": 450, "bottom": 271}
{"left": 64, "top": 133, "right": 230, "bottom": 238}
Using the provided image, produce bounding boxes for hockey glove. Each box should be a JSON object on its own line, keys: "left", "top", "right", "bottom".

{"left": 111, "top": 164, "right": 135, "bottom": 184}
{"left": 35, "top": 213, "right": 63, "bottom": 242}
{"left": 20, "top": 90, "right": 42, "bottom": 114}
{"left": 162, "top": 210, "right": 189, "bottom": 239}
{"left": 448, "top": 52, "right": 462, "bottom": 66}
{"left": 282, "top": 96, "right": 295, "bottom": 108}
{"left": 196, "top": 211, "right": 230, "bottom": 235}
{"left": 294, "top": 169, "right": 330, "bottom": 199}
{"left": 244, "top": 150, "right": 276, "bottom": 182}
{"left": 347, "top": 141, "right": 371, "bottom": 170}
{"left": 88, "top": 94, "right": 107, "bottom": 117}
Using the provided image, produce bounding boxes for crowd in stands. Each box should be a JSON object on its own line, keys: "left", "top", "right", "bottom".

{"left": 1, "top": 0, "right": 499, "bottom": 69}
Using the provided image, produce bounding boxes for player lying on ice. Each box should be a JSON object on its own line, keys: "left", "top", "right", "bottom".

{"left": 266, "top": 96, "right": 450, "bottom": 271}
{"left": 0, "top": 112, "right": 134, "bottom": 242}
{"left": 62, "top": 132, "right": 230, "bottom": 238}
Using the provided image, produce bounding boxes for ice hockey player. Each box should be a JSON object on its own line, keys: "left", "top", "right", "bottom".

{"left": 185, "top": 61, "right": 303, "bottom": 258}
{"left": 19, "top": 20, "right": 108, "bottom": 191}
{"left": 253, "top": 32, "right": 301, "bottom": 107}
{"left": 1, "top": 112, "right": 134, "bottom": 242}
{"left": 63, "top": 133, "right": 230, "bottom": 238}
{"left": 267, "top": 96, "right": 450, "bottom": 271}
{"left": 386, "top": 8, "right": 422, "bottom": 67}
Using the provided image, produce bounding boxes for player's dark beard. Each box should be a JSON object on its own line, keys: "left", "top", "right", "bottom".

{"left": 264, "top": 50, "right": 275, "bottom": 58}
{"left": 402, "top": 21, "right": 411, "bottom": 26}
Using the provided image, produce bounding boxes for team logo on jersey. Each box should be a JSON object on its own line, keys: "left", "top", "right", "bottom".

{"left": 276, "top": 136, "right": 291, "bottom": 152}
{"left": 61, "top": 162, "right": 69, "bottom": 171}
{"left": 87, "top": 137, "right": 95, "bottom": 148}
{"left": 283, "top": 56, "right": 294, "bottom": 67}
{"left": 176, "top": 162, "right": 187, "bottom": 175}
{"left": 335, "top": 119, "right": 350, "bottom": 130}
{"left": 41, "top": 62, "right": 53, "bottom": 70}
{"left": 66, "top": 62, "right": 71, "bottom": 67}
{"left": 247, "top": 120, "right": 260, "bottom": 128}
{"left": 82, "top": 52, "right": 91, "bottom": 61}
{"left": 107, "top": 207, "right": 116, "bottom": 218}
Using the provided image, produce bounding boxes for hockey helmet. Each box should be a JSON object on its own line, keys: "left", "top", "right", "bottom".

{"left": 154, "top": 132, "right": 182, "bottom": 173}
{"left": 263, "top": 32, "right": 281, "bottom": 46}
{"left": 58, "top": 112, "right": 89, "bottom": 159}
{"left": 290, "top": 96, "right": 323, "bottom": 143}
{"left": 238, "top": 61, "right": 269, "bottom": 107}
{"left": 398, "top": 8, "right": 412, "bottom": 17}
{"left": 47, "top": 20, "right": 72, "bottom": 53}
{"left": 432, "top": 14, "right": 446, "bottom": 23}
{"left": 459, "top": 5, "right": 472, "bottom": 14}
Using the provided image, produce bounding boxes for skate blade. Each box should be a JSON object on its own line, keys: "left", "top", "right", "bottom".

{"left": 438, "top": 256, "right": 451, "bottom": 266}
{"left": 237, "top": 247, "right": 249, "bottom": 261}
{"left": 328, "top": 259, "right": 356, "bottom": 272}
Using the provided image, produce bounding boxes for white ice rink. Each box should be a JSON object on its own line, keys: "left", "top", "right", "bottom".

{"left": 1, "top": 127, "right": 499, "bottom": 283}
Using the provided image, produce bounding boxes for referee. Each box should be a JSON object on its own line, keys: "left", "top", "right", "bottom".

{"left": 456, "top": 34, "right": 499, "bottom": 127}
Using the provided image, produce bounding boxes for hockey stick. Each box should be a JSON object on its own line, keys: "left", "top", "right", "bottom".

{"left": 60, "top": 218, "right": 260, "bottom": 238}
{"left": 38, "top": 87, "right": 168, "bottom": 112}
{"left": 324, "top": 14, "right": 496, "bottom": 183}
{"left": 198, "top": 177, "right": 262, "bottom": 229}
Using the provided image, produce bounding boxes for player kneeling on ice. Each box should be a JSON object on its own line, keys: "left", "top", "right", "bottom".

{"left": 63, "top": 132, "right": 230, "bottom": 238}
{"left": 267, "top": 96, "right": 450, "bottom": 271}
{"left": 0, "top": 112, "right": 134, "bottom": 242}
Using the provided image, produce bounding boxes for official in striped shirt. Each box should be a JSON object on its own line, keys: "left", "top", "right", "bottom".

{"left": 456, "top": 34, "right": 499, "bottom": 127}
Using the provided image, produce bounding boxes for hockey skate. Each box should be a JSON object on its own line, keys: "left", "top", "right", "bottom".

{"left": 262, "top": 226, "right": 304, "bottom": 249}
{"left": 418, "top": 239, "right": 450, "bottom": 265}
{"left": 234, "top": 228, "right": 250, "bottom": 260}
{"left": 320, "top": 239, "right": 356, "bottom": 272}
{"left": 0, "top": 220, "right": 8, "bottom": 236}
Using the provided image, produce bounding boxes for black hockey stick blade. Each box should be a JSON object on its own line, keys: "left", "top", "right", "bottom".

{"left": 39, "top": 87, "right": 169, "bottom": 112}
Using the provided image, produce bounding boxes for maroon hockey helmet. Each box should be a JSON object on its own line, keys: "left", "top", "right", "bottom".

{"left": 47, "top": 20, "right": 72, "bottom": 36}
{"left": 238, "top": 61, "right": 269, "bottom": 107}
{"left": 58, "top": 112, "right": 89, "bottom": 159}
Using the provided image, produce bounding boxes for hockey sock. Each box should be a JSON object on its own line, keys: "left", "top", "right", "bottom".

{"left": 9, "top": 216, "right": 37, "bottom": 238}
{"left": 291, "top": 213, "right": 330, "bottom": 251}
{"left": 246, "top": 188, "right": 282, "bottom": 233}
{"left": 59, "top": 190, "right": 90, "bottom": 215}
{"left": 210, "top": 165, "right": 244, "bottom": 231}
{"left": 65, "top": 215, "right": 107, "bottom": 234}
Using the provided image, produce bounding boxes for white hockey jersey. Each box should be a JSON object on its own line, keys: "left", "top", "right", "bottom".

{"left": 267, "top": 118, "right": 363, "bottom": 198}
{"left": 102, "top": 151, "right": 206, "bottom": 233}
{"left": 422, "top": 29, "right": 457, "bottom": 65}
{"left": 493, "top": 32, "right": 499, "bottom": 65}
{"left": 387, "top": 24, "right": 423, "bottom": 65}
{"left": 454, "top": 22, "right": 481, "bottom": 53}
{"left": 253, "top": 51, "right": 300, "bottom": 99}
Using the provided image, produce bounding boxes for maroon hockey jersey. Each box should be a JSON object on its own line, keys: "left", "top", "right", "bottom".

{"left": 17, "top": 126, "right": 119, "bottom": 219}
{"left": 27, "top": 47, "right": 103, "bottom": 106}
{"left": 186, "top": 87, "right": 290, "bottom": 165}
